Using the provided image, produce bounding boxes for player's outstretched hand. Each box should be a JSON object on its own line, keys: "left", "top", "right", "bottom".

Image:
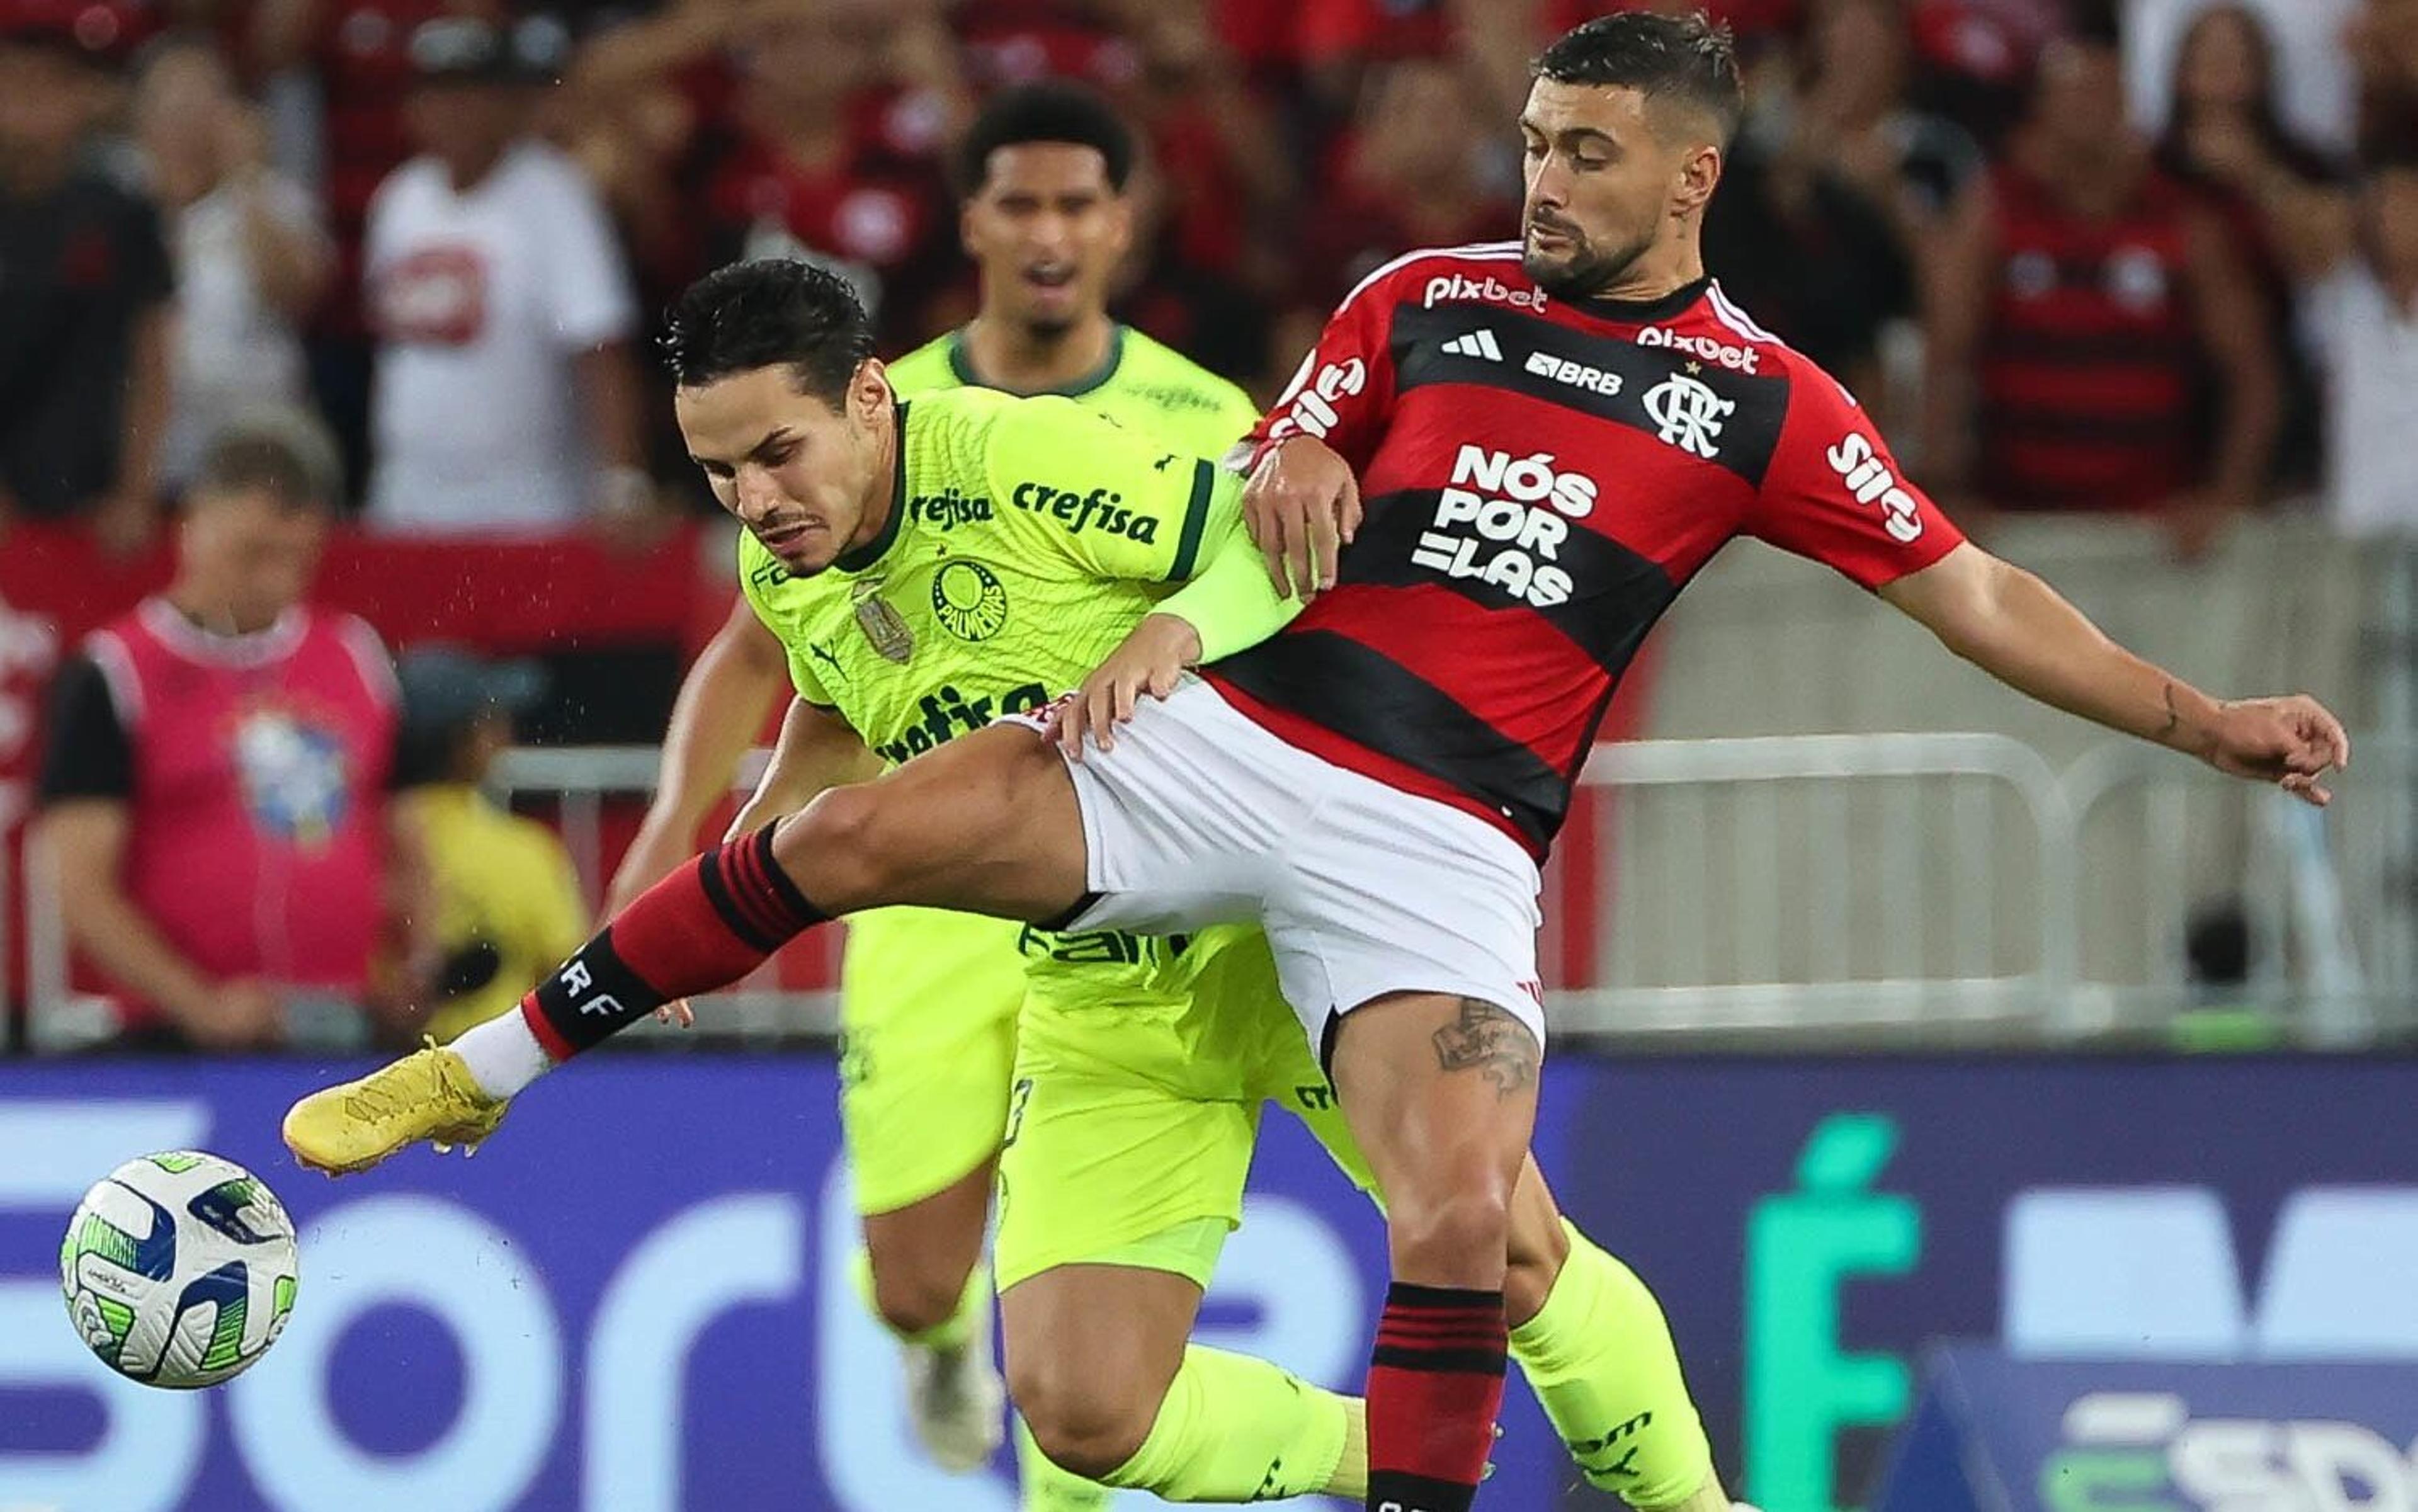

{"left": 1056, "top": 613, "right": 1202, "bottom": 760}
{"left": 2202, "top": 693, "right": 2351, "bottom": 805}
{"left": 1243, "top": 435, "right": 1361, "bottom": 600}
{"left": 653, "top": 999, "right": 696, "bottom": 1028}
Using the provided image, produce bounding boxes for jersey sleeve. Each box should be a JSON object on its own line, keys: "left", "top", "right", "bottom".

{"left": 1745, "top": 365, "right": 1964, "bottom": 589}
{"left": 1242, "top": 263, "right": 1402, "bottom": 472}
{"left": 37, "top": 653, "right": 133, "bottom": 805}
{"left": 982, "top": 397, "right": 1223, "bottom": 584}
{"left": 1153, "top": 501, "right": 1302, "bottom": 662}
{"left": 734, "top": 538, "right": 834, "bottom": 707}
{"left": 1196, "top": 377, "right": 1265, "bottom": 457}
{"left": 782, "top": 645, "right": 834, "bottom": 707}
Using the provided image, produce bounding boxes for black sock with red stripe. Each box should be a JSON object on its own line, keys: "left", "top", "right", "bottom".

{"left": 1366, "top": 1282, "right": 1508, "bottom": 1511}
{"left": 520, "top": 823, "right": 827, "bottom": 1059}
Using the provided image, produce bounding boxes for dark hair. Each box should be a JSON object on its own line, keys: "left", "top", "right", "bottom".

{"left": 2065, "top": 0, "right": 2124, "bottom": 51}
{"left": 954, "top": 80, "right": 1135, "bottom": 198}
{"left": 2155, "top": 5, "right": 2338, "bottom": 193}
{"left": 1533, "top": 10, "right": 1744, "bottom": 145}
{"left": 661, "top": 258, "right": 875, "bottom": 405}
{"left": 192, "top": 407, "right": 341, "bottom": 508}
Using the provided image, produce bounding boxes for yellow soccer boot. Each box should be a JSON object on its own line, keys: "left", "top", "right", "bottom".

{"left": 282, "top": 1039, "right": 508, "bottom": 1174}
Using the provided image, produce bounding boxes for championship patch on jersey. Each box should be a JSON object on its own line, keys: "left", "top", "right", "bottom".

{"left": 851, "top": 590, "right": 916, "bottom": 663}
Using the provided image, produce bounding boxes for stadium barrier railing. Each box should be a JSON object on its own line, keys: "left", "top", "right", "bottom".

{"left": 1548, "top": 732, "right": 2079, "bottom": 1041}
{"left": 26, "top": 732, "right": 2408, "bottom": 1050}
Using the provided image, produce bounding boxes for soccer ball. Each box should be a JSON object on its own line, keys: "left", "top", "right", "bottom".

{"left": 60, "top": 1151, "right": 300, "bottom": 1389}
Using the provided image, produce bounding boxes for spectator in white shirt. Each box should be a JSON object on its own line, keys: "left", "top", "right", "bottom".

{"left": 2298, "top": 152, "right": 2418, "bottom": 536}
{"left": 363, "top": 16, "right": 649, "bottom": 537}
{"left": 2243, "top": 139, "right": 2418, "bottom": 534}
{"left": 134, "top": 35, "right": 332, "bottom": 494}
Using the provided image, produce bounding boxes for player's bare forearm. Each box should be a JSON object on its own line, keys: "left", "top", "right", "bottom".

{"left": 724, "top": 697, "right": 880, "bottom": 842}
{"left": 608, "top": 605, "right": 790, "bottom": 909}
{"left": 1888, "top": 545, "right": 2225, "bottom": 746}
{"left": 1882, "top": 543, "right": 2349, "bottom": 800}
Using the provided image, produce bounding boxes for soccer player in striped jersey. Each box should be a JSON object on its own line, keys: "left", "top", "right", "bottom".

{"left": 586, "top": 84, "right": 1732, "bottom": 1511}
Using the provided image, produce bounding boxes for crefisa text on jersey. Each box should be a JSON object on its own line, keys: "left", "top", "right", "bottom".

{"left": 1412, "top": 445, "right": 1598, "bottom": 608}
{"left": 909, "top": 487, "right": 994, "bottom": 530}
{"left": 1009, "top": 480, "right": 1161, "bottom": 543}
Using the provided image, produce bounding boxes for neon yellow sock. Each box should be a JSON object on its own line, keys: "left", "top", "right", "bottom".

{"left": 1509, "top": 1222, "right": 1719, "bottom": 1509}
{"left": 1103, "top": 1344, "right": 1358, "bottom": 1502}
{"left": 849, "top": 1246, "right": 987, "bottom": 1351}
{"left": 1016, "top": 1416, "right": 1115, "bottom": 1511}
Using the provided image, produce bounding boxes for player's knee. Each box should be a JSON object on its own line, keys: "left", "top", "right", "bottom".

{"left": 1389, "top": 1185, "right": 1516, "bottom": 1279}
{"left": 868, "top": 1262, "right": 970, "bottom": 1339}
{"left": 1007, "top": 1352, "right": 1155, "bottom": 1481}
{"left": 782, "top": 786, "right": 901, "bottom": 904}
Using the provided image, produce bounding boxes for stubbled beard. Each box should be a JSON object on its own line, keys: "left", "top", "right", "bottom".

{"left": 1522, "top": 226, "right": 1654, "bottom": 302}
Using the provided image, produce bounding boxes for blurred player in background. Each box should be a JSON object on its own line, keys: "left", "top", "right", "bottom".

{"left": 603, "top": 82, "right": 1263, "bottom": 1504}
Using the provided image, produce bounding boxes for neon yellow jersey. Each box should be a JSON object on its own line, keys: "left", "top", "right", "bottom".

{"left": 882, "top": 324, "right": 1259, "bottom": 460}
{"left": 741, "top": 385, "right": 1266, "bottom": 1008}
{"left": 742, "top": 387, "right": 1240, "bottom": 754}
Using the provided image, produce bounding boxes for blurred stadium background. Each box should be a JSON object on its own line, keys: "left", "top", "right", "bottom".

{"left": 6, "top": 0, "right": 2418, "bottom": 1507}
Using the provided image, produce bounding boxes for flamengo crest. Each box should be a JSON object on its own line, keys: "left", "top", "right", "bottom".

{"left": 1641, "top": 372, "right": 1735, "bottom": 459}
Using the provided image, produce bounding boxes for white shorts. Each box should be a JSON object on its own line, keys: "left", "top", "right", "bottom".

{"left": 1013, "top": 677, "right": 1547, "bottom": 1055}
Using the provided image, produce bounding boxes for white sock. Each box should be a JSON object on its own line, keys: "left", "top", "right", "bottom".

{"left": 446, "top": 1009, "right": 556, "bottom": 1100}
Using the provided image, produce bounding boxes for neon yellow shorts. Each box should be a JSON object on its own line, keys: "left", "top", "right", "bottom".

{"left": 992, "top": 924, "right": 1376, "bottom": 1293}
{"left": 837, "top": 905, "right": 1027, "bottom": 1217}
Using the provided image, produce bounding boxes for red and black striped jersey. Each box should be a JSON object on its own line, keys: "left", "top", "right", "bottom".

{"left": 1977, "top": 163, "right": 2202, "bottom": 511}
{"left": 1207, "top": 242, "right": 1963, "bottom": 858}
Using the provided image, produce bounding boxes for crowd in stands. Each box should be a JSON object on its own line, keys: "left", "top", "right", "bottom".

{"left": 4, "top": 0, "right": 2415, "bottom": 542}
{"left": 5, "top": 0, "right": 2418, "bottom": 1047}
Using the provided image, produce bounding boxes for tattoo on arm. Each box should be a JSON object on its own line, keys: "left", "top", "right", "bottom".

{"left": 1431, "top": 997, "right": 1541, "bottom": 1098}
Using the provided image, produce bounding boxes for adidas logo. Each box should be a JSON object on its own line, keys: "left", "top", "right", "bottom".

{"left": 1440, "top": 328, "right": 1503, "bottom": 361}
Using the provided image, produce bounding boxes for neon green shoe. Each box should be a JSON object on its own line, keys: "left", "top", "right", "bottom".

{"left": 281, "top": 1039, "right": 508, "bottom": 1174}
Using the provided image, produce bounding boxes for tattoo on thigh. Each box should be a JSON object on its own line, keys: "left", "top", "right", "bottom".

{"left": 1431, "top": 998, "right": 1540, "bottom": 1097}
